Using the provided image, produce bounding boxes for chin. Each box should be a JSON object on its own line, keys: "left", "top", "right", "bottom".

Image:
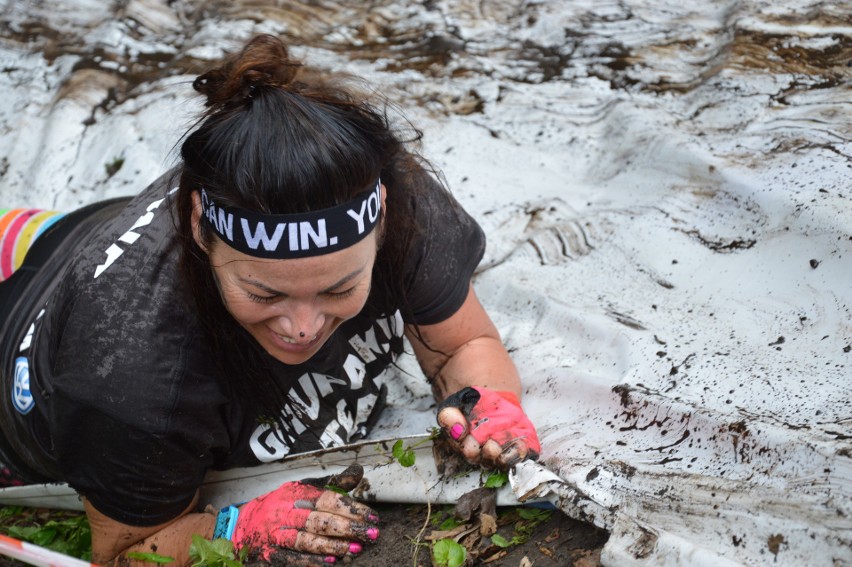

{"left": 271, "top": 349, "right": 317, "bottom": 365}
{"left": 265, "top": 336, "right": 329, "bottom": 366}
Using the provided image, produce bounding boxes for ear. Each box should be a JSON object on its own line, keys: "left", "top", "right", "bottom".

{"left": 375, "top": 183, "right": 389, "bottom": 250}
{"left": 190, "top": 191, "right": 208, "bottom": 253}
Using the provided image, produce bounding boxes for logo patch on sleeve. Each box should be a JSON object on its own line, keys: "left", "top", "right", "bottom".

{"left": 12, "top": 357, "right": 34, "bottom": 415}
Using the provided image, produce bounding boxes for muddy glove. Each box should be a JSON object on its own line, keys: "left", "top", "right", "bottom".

{"left": 217, "top": 465, "right": 379, "bottom": 566}
{"left": 437, "top": 386, "right": 541, "bottom": 470}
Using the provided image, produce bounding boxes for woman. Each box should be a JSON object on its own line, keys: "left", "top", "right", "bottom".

{"left": 0, "top": 35, "right": 539, "bottom": 566}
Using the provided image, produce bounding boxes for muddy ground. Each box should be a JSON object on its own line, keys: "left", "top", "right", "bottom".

{"left": 353, "top": 501, "right": 608, "bottom": 567}
{"left": 0, "top": 501, "right": 607, "bottom": 566}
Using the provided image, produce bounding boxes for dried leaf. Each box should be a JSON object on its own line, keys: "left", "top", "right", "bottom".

{"left": 481, "top": 549, "right": 509, "bottom": 564}
{"left": 538, "top": 545, "right": 554, "bottom": 557}
{"left": 455, "top": 487, "right": 493, "bottom": 521}
{"left": 573, "top": 548, "right": 602, "bottom": 567}
{"left": 426, "top": 524, "right": 473, "bottom": 542}
{"left": 480, "top": 513, "right": 498, "bottom": 536}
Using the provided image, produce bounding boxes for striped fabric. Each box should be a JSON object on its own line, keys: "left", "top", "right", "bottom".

{"left": 0, "top": 208, "right": 66, "bottom": 281}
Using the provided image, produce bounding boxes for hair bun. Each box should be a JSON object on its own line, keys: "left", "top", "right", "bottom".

{"left": 193, "top": 34, "right": 302, "bottom": 107}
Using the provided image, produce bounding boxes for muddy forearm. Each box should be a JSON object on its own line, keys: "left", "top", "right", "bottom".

{"left": 98, "top": 512, "right": 216, "bottom": 567}
{"left": 430, "top": 335, "right": 522, "bottom": 401}
{"left": 124, "top": 512, "right": 215, "bottom": 566}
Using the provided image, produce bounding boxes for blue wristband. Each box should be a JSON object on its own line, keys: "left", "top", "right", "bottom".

{"left": 213, "top": 505, "right": 240, "bottom": 541}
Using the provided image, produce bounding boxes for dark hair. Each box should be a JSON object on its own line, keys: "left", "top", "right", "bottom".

{"left": 174, "top": 34, "right": 434, "bottom": 422}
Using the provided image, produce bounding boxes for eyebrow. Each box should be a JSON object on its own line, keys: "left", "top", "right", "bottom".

{"left": 239, "top": 266, "right": 366, "bottom": 296}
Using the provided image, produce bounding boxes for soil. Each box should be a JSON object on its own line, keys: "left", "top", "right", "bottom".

{"left": 0, "top": 502, "right": 607, "bottom": 567}
{"left": 353, "top": 501, "right": 608, "bottom": 567}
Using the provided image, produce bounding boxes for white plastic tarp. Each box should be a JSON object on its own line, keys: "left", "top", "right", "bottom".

{"left": 0, "top": 1, "right": 850, "bottom": 565}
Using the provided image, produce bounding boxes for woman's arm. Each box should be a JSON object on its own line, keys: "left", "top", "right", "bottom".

{"left": 86, "top": 471, "right": 379, "bottom": 567}
{"left": 406, "top": 284, "right": 520, "bottom": 401}
{"left": 405, "top": 284, "right": 539, "bottom": 468}
{"left": 85, "top": 495, "right": 215, "bottom": 566}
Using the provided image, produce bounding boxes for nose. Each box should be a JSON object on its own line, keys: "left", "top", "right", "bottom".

{"left": 278, "top": 301, "right": 325, "bottom": 339}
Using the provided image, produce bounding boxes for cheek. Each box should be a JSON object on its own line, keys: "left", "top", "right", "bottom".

{"left": 222, "top": 296, "right": 271, "bottom": 325}
{"left": 328, "top": 289, "right": 372, "bottom": 322}
{"left": 214, "top": 279, "right": 268, "bottom": 323}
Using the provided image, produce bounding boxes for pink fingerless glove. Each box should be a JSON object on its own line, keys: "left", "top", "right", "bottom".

{"left": 439, "top": 386, "right": 541, "bottom": 457}
{"left": 230, "top": 482, "right": 323, "bottom": 559}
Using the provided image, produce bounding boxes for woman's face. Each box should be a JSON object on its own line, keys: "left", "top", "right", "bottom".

{"left": 204, "top": 232, "right": 378, "bottom": 365}
{"left": 191, "top": 189, "right": 384, "bottom": 366}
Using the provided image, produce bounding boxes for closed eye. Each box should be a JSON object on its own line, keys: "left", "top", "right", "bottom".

{"left": 324, "top": 287, "right": 356, "bottom": 300}
{"left": 246, "top": 291, "right": 278, "bottom": 304}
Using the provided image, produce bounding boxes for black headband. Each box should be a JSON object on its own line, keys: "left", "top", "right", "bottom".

{"left": 200, "top": 180, "right": 382, "bottom": 259}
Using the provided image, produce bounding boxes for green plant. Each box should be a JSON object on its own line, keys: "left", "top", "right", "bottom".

{"left": 430, "top": 506, "right": 464, "bottom": 531}
{"left": 388, "top": 430, "right": 443, "bottom": 567}
{"left": 390, "top": 429, "right": 442, "bottom": 468}
{"left": 126, "top": 551, "right": 175, "bottom": 563}
{"left": 491, "top": 506, "right": 553, "bottom": 549}
{"left": 431, "top": 538, "right": 467, "bottom": 567}
{"left": 483, "top": 470, "right": 508, "bottom": 488}
{"left": 392, "top": 439, "right": 417, "bottom": 467}
{"left": 189, "top": 535, "right": 247, "bottom": 567}
{"left": 0, "top": 507, "right": 92, "bottom": 560}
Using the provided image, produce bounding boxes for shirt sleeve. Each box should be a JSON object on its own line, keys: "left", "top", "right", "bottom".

{"left": 402, "top": 174, "right": 486, "bottom": 326}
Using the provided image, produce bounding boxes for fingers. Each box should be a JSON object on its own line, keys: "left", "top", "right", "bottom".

{"left": 325, "top": 464, "right": 364, "bottom": 492}
{"left": 315, "top": 491, "right": 379, "bottom": 523}
{"left": 292, "top": 529, "right": 372, "bottom": 556}
{"left": 264, "top": 509, "right": 378, "bottom": 559}
{"left": 302, "top": 464, "right": 364, "bottom": 491}
{"left": 438, "top": 387, "right": 542, "bottom": 469}
{"left": 437, "top": 406, "right": 468, "bottom": 438}
{"left": 483, "top": 438, "right": 532, "bottom": 470}
{"left": 439, "top": 405, "right": 538, "bottom": 469}
{"left": 303, "top": 511, "right": 380, "bottom": 542}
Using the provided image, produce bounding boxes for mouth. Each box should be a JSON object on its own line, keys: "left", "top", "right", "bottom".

{"left": 275, "top": 332, "right": 318, "bottom": 344}
{"left": 270, "top": 329, "right": 322, "bottom": 352}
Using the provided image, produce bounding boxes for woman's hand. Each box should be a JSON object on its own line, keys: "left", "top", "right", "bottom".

{"left": 232, "top": 466, "right": 379, "bottom": 566}
{"left": 437, "top": 386, "right": 541, "bottom": 469}
{"left": 406, "top": 285, "right": 541, "bottom": 470}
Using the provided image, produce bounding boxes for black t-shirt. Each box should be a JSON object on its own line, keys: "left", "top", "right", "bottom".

{"left": 0, "top": 167, "right": 485, "bottom": 526}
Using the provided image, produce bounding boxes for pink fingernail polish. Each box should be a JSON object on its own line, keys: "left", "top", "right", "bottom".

{"left": 450, "top": 423, "right": 464, "bottom": 440}
{"left": 367, "top": 527, "right": 379, "bottom": 540}
{"left": 349, "top": 542, "right": 363, "bottom": 554}
{"left": 324, "top": 556, "right": 336, "bottom": 564}
{"left": 368, "top": 513, "right": 380, "bottom": 523}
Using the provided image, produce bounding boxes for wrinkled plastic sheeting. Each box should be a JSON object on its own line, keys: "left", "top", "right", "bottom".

{"left": 0, "top": 0, "right": 850, "bottom": 565}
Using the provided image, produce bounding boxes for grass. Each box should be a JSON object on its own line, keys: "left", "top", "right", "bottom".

{"left": 0, "top": 506, "right": 92, "bottom": 561}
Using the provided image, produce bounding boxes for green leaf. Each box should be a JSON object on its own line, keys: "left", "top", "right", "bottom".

{"left": 484, "top": 471, "right": 509, "bottom": 488}
{"left": 324, "top": 484, "right": 349, "bottom": 496}
{"left": 126, "top": 551, "right": 175, "bottom": 563}
{"left": 491, "top": 533, "right": 512, "bottom": 548}
{"left": 392, "top": 439, "right": 404, "bottom": 458}
{"left": 432, "top": 538, "right": 467, "bottom": 567}
{"left": 447, "top": 541, "right": 466, "bottom": 567}
{"left": 0, "top": 506, "right": 24, "bottom": 519}
{"left": 2, "top": 513, "right": 92, "bottom": 560}
{"left": 518, "top": 507, "right": 552, "bottom": 521}
{"left": 391, "top": 439, "right": 416, "bottom": 467}
{"left": 439, "top": 517, "right": 463, "bottom": 530}
{"left": 189, "top": 535, "right": 243, "bottom": 567}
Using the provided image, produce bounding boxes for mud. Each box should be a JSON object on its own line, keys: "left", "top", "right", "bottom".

{"left": 353, "top": 501, "right": 608, "bottom": 567}
{"left": 0, "top": 503, "right": 608, "bottom": 567}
